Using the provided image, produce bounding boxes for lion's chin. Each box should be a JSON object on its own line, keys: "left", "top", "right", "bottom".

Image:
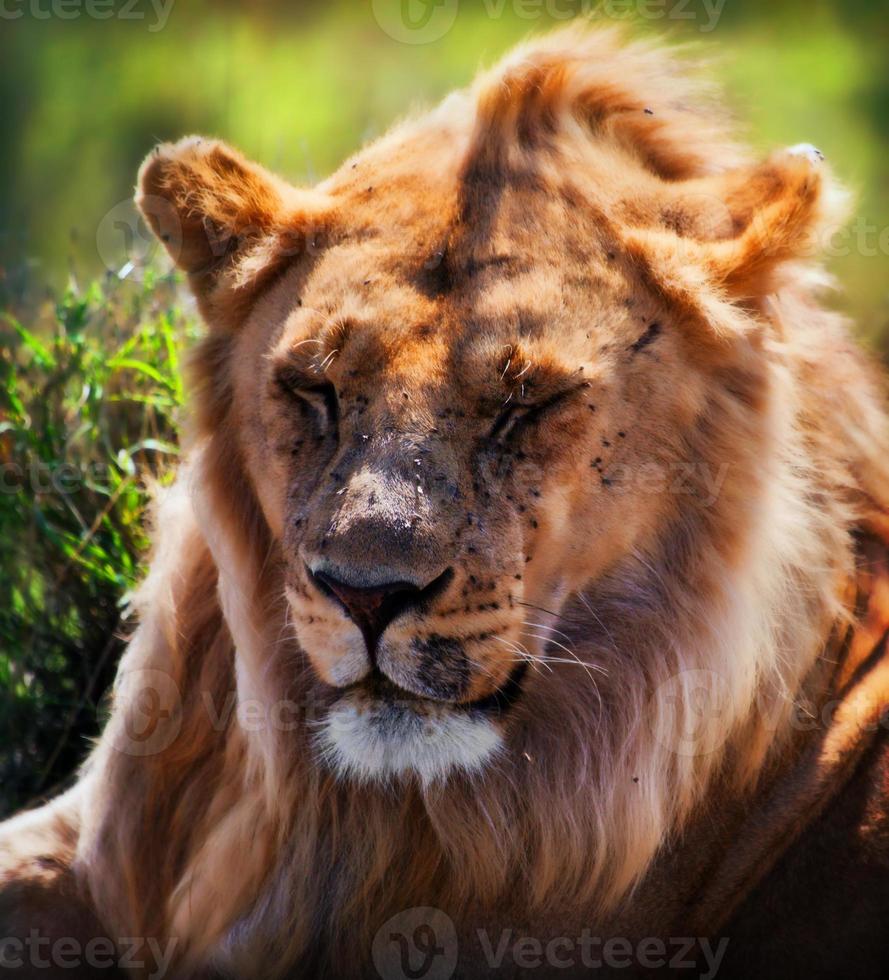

{"left": 315, "top": 688, "right": 503, "bottom": 788}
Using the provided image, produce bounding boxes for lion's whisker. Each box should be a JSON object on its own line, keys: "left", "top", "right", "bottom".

{"left": 521, "top": 619, "right": 574, "bottom": 642}
{"left": 491, "top": 636, "right": 553, "bottom": 675}
{"left": 519, "top": 630, "right": 607, "bottom": 683}
{"left": 574, "top": 592, "right": 619, "bottom": 653}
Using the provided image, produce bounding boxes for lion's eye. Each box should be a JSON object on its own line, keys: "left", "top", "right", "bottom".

{"left": 489, "top": 388, "right": 577, "bottom": 442}
{"left": 489, "top": 400, "right": 531, "bottom": 441}
{"left": 276, "top": 368, "right": 339, "bottom": 432}
{"left": 297, "top": 382, "right": 339, "bottom": 430}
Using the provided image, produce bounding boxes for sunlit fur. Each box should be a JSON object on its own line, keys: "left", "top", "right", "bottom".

{"left": 2, "top": 26, "right": 889, "bottom": 979}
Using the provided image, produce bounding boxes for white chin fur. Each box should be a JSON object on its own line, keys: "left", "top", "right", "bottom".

{"left": 316, "top": 692, "right": 503, "bottom": 788}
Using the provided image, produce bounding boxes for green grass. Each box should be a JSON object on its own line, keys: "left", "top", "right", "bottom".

{"left": 0, "top": 271, "right": 196, "bottom": 815}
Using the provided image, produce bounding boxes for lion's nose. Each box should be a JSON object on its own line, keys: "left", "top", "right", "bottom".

{"left": 309, "top": 566, "right": 453, "bottom": 657}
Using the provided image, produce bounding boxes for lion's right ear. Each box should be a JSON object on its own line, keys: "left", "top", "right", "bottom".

{"left": 657, "top": 145, "right": 848, "bottom": 301}
{"left": 136, "top": 137, "right": 329, "bottom": 326}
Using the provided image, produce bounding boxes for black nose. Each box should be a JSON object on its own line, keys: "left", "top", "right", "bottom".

{"left": 309, "top": 567, "right": 452, "bottom": 657}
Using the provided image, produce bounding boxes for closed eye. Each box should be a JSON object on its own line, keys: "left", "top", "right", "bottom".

{"left": 490, "top": 399, "right": 529, "bottom": 441}
{"left": 489, "top": 387, "right": 580, "bottom": 442}
{"left": 298, "top": 382, "right": 339, "bottom": 427}
{"left": 275, "top": 366, "right": 339, "bottom": 430}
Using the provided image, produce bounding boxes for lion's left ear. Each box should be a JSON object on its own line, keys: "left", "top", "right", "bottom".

{"left": 136, "top": 137, "right": 330, "bottom": 328}
{"left": 665, "top": 144, "right": 847, "bottom": 300}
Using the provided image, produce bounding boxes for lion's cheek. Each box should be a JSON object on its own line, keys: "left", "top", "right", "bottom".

{"left": 519, "top": 483, "right": 583, "bottom": 604}
{"left": 526, "top": 475, "right": 677, "bottom": 599}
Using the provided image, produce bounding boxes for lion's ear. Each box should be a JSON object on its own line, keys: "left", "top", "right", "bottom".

{"left": 136, "top": 137, "right": 329, "bottom": 326}
{"left": 669, "top": 145, "right": 847, "bottom": 300}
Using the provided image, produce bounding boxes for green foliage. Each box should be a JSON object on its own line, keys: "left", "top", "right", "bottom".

{"left": 0, "top": 271, "right": 196, "bottom": 816}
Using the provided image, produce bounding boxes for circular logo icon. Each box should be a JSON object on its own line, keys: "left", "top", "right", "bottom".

{"left": 371, "top": 0, "right": 459, "bottom": 45}
{"left": 372, "top": 907, "right": 458, "bottom": 980}
{"left": 108, "top": 667, "right": 183, "bottom": 757}
{"left": 96, "top": 195, "right": 179, "bottom": 281}
{"left": 649, "top": 667, "right": 733, "bottom": 758}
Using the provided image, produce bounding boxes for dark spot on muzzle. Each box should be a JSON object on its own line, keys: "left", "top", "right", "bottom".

{"left": 410, "top": 633, "right": 471, "bottom": 700}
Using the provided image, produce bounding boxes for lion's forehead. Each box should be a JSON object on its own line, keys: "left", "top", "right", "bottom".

{"left": 275, "top": 290, "right": 615, "bottom": 413}
{"left": 285, "top": 236, "right": 631, "bottom": 378}
{"left": 263, "top": 127, "right": 658, "bottom": 419}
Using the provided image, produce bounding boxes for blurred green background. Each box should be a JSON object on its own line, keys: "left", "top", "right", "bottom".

{"left": 1, "top": 0, "right": 888, "bottom": 814}
{"left": 2, "top": 0, "right": 889, "bottom": 337}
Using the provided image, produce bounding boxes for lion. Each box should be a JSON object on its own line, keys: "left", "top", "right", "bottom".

{"left": 2, "top": 25, "right": 889, "bottom": 979}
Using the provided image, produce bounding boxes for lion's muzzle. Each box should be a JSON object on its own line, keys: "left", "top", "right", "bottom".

{"left": 308, "top": 563, "right": 454, "bottom": 660}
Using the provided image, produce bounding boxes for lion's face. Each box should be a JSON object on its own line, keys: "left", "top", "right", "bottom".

{"left": 223, "top": 157, "right": 708, "bottom": 784}
{"left": 139, "top": 32, "right": 826, "bottom": 786}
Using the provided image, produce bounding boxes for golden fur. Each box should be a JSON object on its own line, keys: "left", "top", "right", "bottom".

{"left": 2, "top": 27, "right": 889, "bottom": 979}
